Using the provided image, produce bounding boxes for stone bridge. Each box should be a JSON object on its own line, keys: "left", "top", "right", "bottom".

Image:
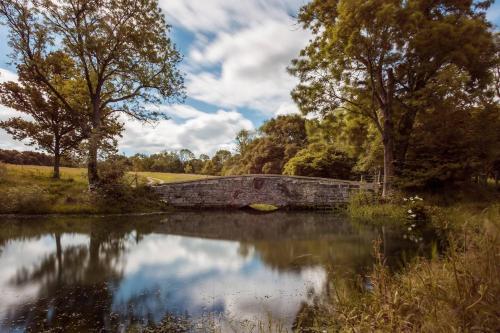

{"left": 153, "top": 175, "right": 376, "bottom": 209}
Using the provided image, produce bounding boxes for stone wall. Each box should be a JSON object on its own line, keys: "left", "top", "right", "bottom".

{"left": 153, "top": 175, "right": 375, "bottom": 209}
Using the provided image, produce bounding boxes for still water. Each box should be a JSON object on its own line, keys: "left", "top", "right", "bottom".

{"left": 0, "top": 211, "right": 431, "bottom": 332}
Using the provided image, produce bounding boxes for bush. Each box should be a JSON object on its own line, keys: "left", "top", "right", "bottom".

{"left": 97, "top": 156, "right": 129, "bottom": 187}
{"left": 348, "top": 191, "right": 406, "bottom": 222}
{"left": 283, "top": 143, "right": 356, "bottom": 179}
{"left": 92, "top": 184, "right": 167, "bottom": 213}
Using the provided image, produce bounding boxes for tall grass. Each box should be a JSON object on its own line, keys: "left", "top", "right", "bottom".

{"left": 331, "top": 204, "right": 500, "bottom": 332}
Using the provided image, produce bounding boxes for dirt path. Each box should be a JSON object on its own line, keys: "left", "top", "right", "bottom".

{"left": 146, "top": 177, "right": 165, "bottom": 185}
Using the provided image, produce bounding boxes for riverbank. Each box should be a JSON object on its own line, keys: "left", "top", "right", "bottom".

{"left": 0, "top": 163, "right": 209, "bottom": 214}
{"left": 318, "top": 188, "right": 500, "bottom": 332}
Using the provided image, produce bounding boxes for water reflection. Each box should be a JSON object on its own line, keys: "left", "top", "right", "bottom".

{"left": 0, "top": 212, "right": 430, "bottom": 332}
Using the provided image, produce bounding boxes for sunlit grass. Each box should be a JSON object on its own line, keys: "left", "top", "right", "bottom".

{"left": 134, "top": 171, "right": 213, "bottom": 184}
{"left": 0, "top": 163, "right": 212, "bottom": 214}
{"left": 249, "top": 203, "right": 279, "bottom": 212}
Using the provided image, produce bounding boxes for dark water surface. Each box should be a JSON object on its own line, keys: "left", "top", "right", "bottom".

{"left": 0, "top": 211, "right": 432, "bottom": 332}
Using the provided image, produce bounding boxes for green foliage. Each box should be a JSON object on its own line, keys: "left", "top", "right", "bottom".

{"left": 348, "top": 191, "right": 406, "bottom": 223}
{"left": 225, "top": 115, "right": 308, "bottom": 175}
{"left": 290, "top": 0, "right": 498, "bottom": 195}
{"left": 0, "top": 56, "right": 88, "bottom": 178}
{"left": 283, "top": 143, "right": 355, "bottom": 179}
{"left": 97, "top": 156, "right": 130, "bottom": 187}
{"left": 400, "top": 65, "right": 500, "bottom": 188}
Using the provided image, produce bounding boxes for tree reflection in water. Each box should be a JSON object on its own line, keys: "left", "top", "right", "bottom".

{"left": 0, "top": 212, "right": 432, "bottom": 332}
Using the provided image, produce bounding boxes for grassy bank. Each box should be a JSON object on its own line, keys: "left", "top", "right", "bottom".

{"left": 327, "top": 189, "right": 500, "bottom": 332}
{"left": 0, "top": 163, "right": 209, "bottom": 214}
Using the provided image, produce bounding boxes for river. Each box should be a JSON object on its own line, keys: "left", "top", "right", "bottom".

{"left": 0, "top": 211, "right": 435, "bottom": 332}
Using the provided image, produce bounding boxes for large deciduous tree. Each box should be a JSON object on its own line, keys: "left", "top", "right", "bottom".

{"left": 289, "top": 0, "right": 496, "bottom": 196}
{"left": 0, "top": 0, "right": 184, "bottom": 188}
{"left": 0, "top": 56, "right": 86, "bottom": 178}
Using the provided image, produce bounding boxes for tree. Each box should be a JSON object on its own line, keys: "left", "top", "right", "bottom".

{"left": 0, "top": 61, "right": 86, "bottom": 178}
{"left": 1, "top": 0, "right": 184, "bottom": 188}
{"left": 402, "top": 65, "right": 500, "bottom": 188}
{"left": 290, "top": 0, "right": 496, "bottom": 196}
{"left": 242, "top": 115, "right": 308, "bottom": 174}
{"left": 235, "top": 129, "right": 253, "bottom": 155}
{"left": 179, "top": 149, "right": 195, "bottom": 163}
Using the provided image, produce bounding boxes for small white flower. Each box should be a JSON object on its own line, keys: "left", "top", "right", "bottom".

{"left": 408, "top": 209, "right": 413, "bottom": 214}
{"left": 410, "top": 197, "right": 414, "bottom": 201}
{"left": 408, "top": 227, "right": 412, "bottom": 231}
{"left": 411, "top": 214, "right": 417, "bottom": 218}
{"left": 403, "top": 198, "right": 408, "bottom": 201}
{"left": 412, "top": 224, "right": 416, "bottom": 227}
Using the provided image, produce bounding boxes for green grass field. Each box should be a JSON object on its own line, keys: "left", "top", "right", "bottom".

{"left": 0, "top": 163, "right": 210, "bottom": 214}
{"left": 134, "top": 171, "right": 213, "bottom": 184}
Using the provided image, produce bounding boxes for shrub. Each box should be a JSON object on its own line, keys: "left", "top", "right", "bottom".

{"left": 348, "top": 190, "right": 406, "bottom": 222}
{"left": 92, "top": 184, "right": 166, "bottom": 213}
{"left": 97, "top": 156, "right": 129, "bottom": 187}
{"left": 283, "top": 143, "right": 356, "bottom": 179}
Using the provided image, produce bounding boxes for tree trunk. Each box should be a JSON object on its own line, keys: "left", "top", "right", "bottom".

{"left": 87, "top": 135, "right": 99, "bottom": 189}
{"left": 87, "top": 99, "right": 101, "bottom": 190}
{"left": 53, "top": 137, "right": 61, "bottom": 179}
{"left": 382, "top": 130, "right": 395, "bottom": 198}
{"left": 381, "top": 69, "right": 396, "bottom": 198}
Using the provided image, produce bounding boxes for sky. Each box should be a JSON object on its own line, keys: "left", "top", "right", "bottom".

{"left": 0, "top": 0, "right": 499, "bottom": 156}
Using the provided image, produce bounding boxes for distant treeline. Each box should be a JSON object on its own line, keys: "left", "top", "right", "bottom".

{"left": 0, "top": 149, "right": 54, "bottom": 166}
{"left": 0, "top": 149, "right": 77, "bottom": 168}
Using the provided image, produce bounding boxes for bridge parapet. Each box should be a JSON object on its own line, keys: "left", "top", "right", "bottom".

{"left": 153, "top": 175, "right": 376, "bottom": 209}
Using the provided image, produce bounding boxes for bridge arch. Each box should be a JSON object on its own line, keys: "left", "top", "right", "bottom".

{"left": 153, "top": 175, "right": 375, "bottom": 209}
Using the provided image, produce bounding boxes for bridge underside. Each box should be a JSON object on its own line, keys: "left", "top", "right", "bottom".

{"left": 153, "top": 175, "right": 373, "bottom": 210}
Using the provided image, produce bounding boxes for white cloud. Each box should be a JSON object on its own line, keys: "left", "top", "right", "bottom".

{"left": 160, "top": 0, "right": 309, "bottom": 117}
{"left": 119, "top": 105, "right": 254, "bottom": 155}
{"left": 0, "top": 68, "right": 34, "bottom": 151}
{"left": 186, "top": 19, "right": 308, "bottom": 115}
{"left": 159, "top": 0, "right": 304, "bottom": 34}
